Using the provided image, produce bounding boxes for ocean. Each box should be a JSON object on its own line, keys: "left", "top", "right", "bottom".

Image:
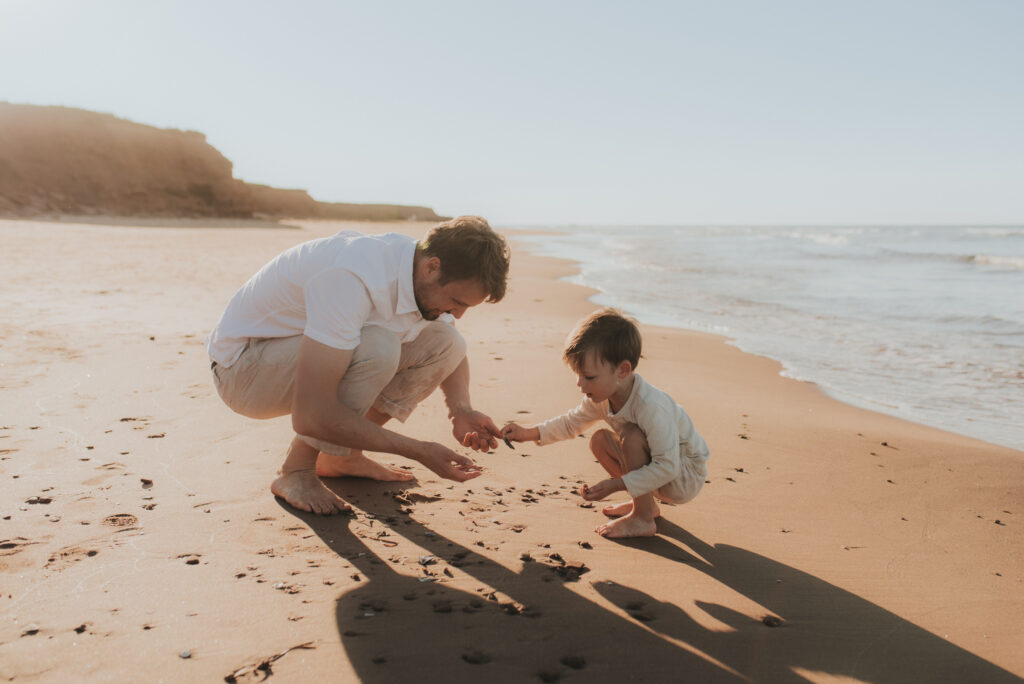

{"left": 511, "top": 225, "right": 1024, "bottom": 452}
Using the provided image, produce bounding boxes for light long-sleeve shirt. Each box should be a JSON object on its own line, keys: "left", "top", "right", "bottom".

{"left": 535, "top": 374, "right": 709, "bottom": 498}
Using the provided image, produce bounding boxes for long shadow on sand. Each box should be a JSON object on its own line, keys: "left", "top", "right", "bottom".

{"left": 290, "top": 482, "right": 1018, "bottom": 683}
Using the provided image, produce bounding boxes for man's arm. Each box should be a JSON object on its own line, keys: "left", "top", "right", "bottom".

{"left": 291, "top": 336, "right": 479, "bottom": 480}
{"left": 441, "top": 356, "right": 500, "bottom": 451}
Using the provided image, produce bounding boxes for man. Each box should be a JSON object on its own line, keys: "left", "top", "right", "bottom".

{"left": 206, "top": 216, "right": 510, "bottom": 514}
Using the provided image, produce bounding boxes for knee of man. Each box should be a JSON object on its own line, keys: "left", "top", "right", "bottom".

{"left": 352, "top": 326, "right": 402, "bottom": 377}
{"left": 424, "top": 321, "right": 467, "bottom": 362}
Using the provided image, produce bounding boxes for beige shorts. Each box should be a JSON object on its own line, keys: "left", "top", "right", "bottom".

{"left": 210, "top": 322, "right": 466, "bottom": 455}
{"left": 604, "top": 427, "right": 707, "bottom": 505}
{"left": 655, "top": 455, "right": 707, "bottom": 505}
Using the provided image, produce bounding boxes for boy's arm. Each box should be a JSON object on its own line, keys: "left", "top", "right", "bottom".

{"left": 533, "top": 398, "right": 605, "bottom": 445}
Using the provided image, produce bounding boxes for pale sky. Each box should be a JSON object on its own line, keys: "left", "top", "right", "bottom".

{"left": 2, "top": 0, "right": 1022, "bottom": 225}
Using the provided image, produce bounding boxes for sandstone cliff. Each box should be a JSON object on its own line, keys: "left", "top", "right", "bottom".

{"left": 0, "top": 103, "right": 446, "bottom": 222}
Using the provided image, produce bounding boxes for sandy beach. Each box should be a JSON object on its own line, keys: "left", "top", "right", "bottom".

{"left": 1, "top": 218, "right": 1021, "bottom": 683}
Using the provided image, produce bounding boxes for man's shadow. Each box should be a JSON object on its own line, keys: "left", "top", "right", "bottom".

{"left": 293, "top": 483, "right": 1018, "bottom": 683}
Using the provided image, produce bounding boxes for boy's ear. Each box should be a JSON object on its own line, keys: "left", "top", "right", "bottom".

{"left": 616, "top": 360, "right": 633, "bottom": 377}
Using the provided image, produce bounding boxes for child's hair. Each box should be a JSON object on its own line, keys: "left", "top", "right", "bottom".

{"left": 563, "top": 308, "right": 642, "bottom": 371}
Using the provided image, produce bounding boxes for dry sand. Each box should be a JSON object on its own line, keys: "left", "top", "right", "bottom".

{"left": 1, "top": 218, "right": 1021, "bottom": 683}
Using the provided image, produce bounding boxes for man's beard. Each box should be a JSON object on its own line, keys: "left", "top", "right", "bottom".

{"left": 415, "top": 294, "right": 439, "bottom": 320}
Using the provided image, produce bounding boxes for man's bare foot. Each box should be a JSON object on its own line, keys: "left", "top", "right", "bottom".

{"left": 271, "top": 469, "right": 351, "bottom": 515}
{"left": 315, "top": 451, "right": 415, "bottom": 481}
{"left": 602, "top": 501, "right": 662, "bottom": 519}
{"left": 595, "top": 512, "right": 657, "bottom": 538}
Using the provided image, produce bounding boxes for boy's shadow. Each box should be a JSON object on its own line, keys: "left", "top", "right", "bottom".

{"left": 292, "top": 484, "right": 1018, "bottom": 683}
{"left": 599, "top": 519, "right": 1019, "bottom": 683}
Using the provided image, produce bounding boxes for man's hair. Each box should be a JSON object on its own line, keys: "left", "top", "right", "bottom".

{"left": 563, "top": 308, "right": 642, "bottom": 371}
{"left": 419, "top": 216, "right": 510, "bottom": 302}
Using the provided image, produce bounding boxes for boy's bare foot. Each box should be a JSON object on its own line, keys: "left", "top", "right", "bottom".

{"left": 595, "top": 512, "right": 657, "bottom": 538}
{"left": 271, "top": 469, "right": 351, "bottom": 515}
{"left": 315, "top": 450, "right": 414, "bottom": 481}
{"left": 601, "top": 501, "right": 662, "bottom": 519}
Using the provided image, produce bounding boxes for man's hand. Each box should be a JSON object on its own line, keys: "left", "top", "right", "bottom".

{"left": 579, "top": 478, "right": 624, "bottom": 501}
{"left": 416, "top": 442, "right": 483, "bottom": 482}
{"left": 451, "top": 409, "right": 501, "bottom": 452}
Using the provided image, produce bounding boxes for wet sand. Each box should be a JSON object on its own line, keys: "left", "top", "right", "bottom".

{"left": 1, "top": 218, "right": 1021, "bottom": 682}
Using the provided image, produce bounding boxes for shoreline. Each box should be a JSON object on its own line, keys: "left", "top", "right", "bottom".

{"left": 1, "top": 218, "right": 1021, "bottom": 682}
{"left": 501, "top": 224, "right": 1024, "bottom": 454}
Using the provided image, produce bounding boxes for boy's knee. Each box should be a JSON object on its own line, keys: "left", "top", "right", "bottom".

{"left": 620, "top": 424, "right": 649, "bottom": 456}
{"left": 590, "top": 428, "right": 618, "bottom": 455}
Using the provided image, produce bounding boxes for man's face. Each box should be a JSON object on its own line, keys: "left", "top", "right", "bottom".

{"left": 415, "top": 270, "right": 488, "bottom": 320}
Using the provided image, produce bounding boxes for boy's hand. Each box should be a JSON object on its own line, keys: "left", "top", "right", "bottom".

{"left": 579, "top": 478, "right": 623, "bottom": 501}
{"left": 451, "top": 409, "right": 500, "bottom": 452}
{"left": 500, "top": 423, "right": 540, "bottom": 444}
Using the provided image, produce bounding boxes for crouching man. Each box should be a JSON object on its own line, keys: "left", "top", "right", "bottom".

{"left": 205, "top": 216, "right": 510, "bottom": 514}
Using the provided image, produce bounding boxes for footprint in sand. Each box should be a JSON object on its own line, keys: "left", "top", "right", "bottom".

{"left": 1, "top": 537, "right": 41, "bottom": 556}
{"left": 44, "top": 545, "right": 99, "bottom": 571}
{"left": 560, "top": 655, "right": 586, "bottom": 670}
{"left": 102, "top": 513, "right": 138, "bottom": 527}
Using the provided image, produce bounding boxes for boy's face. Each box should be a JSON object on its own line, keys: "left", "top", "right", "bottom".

{"left": 573, "top": 351, "right": 627, "bottom": 403}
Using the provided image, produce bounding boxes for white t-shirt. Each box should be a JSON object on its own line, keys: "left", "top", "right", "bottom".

{"left": 205, "top": 231, "right": 452, "bottom": 367}
{"left": 534, "top": 374, "right": 710, "bottom": 498}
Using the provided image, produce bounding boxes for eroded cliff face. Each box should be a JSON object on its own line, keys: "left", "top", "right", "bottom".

{"left": 0, "top": 103, "right": 445, "bottom": 221}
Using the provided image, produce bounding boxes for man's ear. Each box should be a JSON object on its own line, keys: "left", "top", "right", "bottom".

{"left": 616, "top": 360, "right": 633, "bottom": 378}
{"left": 422, "top": 256, "right": 442, "bottom": 278}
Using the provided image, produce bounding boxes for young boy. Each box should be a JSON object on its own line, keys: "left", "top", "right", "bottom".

{"left": 501, "top": 308, "right": 709, "bottom": 538}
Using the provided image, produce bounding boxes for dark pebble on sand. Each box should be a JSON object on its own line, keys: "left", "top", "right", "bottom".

{"left": 762, "top": 615, "right": 783, "bottom": 627}
{"left": 462, "top": 649, "right": 491, "bottom": 665}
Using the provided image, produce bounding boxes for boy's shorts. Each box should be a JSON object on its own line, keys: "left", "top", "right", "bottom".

{"left": 606, "top": 428, "right": 707, "bottom": 505}
{"left": 656, "top": 455, "right": 707, "bottom": 505}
